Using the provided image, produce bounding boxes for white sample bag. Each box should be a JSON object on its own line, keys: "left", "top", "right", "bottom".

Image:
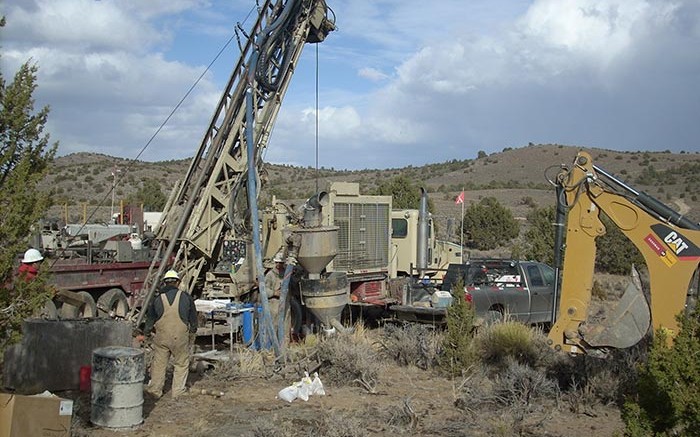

{"left": 277, "top": 371, "right": 326, "bottom": 402}
{"left": 277, "top": 384, "right": 298, "bottom": 403}
{"left": 311, "top": 372, "right": 326, "bottom": 396}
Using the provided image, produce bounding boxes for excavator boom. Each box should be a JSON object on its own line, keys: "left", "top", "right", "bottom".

{"left": 548, "top": 151, "right": 700, "bottom": 354}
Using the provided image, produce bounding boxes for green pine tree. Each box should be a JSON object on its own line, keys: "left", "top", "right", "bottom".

{"left": 0, "top": 16, "right": 58, "bottom": 350}
{"left": 374, "top": 175, "right": 433, "bottom": 211}
{"left": 462, "top": 197, "right": 519, "bottom": 250}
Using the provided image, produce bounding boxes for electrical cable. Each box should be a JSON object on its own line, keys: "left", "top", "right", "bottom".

{"left": 315, "top": 42, "right": 320, "bottom": 194}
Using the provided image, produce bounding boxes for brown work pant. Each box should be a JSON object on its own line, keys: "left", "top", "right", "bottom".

{"left": 266, "top": 298, "right": 292, "bottom": 347}
{"left": 148, "top": 333, "right": 189, "bottom": 398}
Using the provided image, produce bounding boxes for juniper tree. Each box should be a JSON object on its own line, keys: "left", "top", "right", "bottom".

{"left": 0, "top": 16, "right": 58, "bottom": 349}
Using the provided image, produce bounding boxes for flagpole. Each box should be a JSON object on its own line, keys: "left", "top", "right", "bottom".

{"left": 460, "top": 186, "right": 464, "bottom": 252}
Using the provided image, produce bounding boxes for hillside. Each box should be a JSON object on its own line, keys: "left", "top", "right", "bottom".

{"left": 40, "top": 144, "right": 700, "bottom": 243}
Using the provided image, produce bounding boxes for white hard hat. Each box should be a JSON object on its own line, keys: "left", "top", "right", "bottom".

{"left": 164, "top": 270, "right": 180, "bottom": 281}
{"left": 273, "top": 252, "right": 284, "bottom": 263}
{"left": 22, "top": 248, "right": 43, "bottom": 263}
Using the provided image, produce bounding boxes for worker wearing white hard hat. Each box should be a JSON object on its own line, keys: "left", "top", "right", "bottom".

{"left": 266, "top": 252, "right": 285, "bottom": 297}
{"left": 17, "top": 248, "right": 44, "bottom": 282}
{"left": 140, "top": 269, "right": 197, "bottom": 399}
{"left": 264, "top": 251, "right": 288, "bottom": 344}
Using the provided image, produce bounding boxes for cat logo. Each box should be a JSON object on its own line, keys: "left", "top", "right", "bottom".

{"left": 651, "top": 224, "right": 700, "bottom": 262}
{"left": 664, "top": 231, "right": 689, "bottom": 255}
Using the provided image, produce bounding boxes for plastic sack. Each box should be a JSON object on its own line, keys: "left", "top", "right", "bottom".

{"left": 297, "top": 372, "right": 312, "bottom": 401}
{"left": 278, "top": 371, "right": 323, "bottom": 402}
{"left": 277, "top": 384, "right": 298, "bottom": 403}
{"left": 311, "top": 372, "right": 326, "bottom": 396}
{"left": 297, "top": 382, "right": 309, "bottom": 401}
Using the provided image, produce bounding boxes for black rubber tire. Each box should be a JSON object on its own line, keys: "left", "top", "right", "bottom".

{"left": 97, "top": 288, "right": 129, "bottom": 318}
{"left": 60, "top": 291, "right": 98, "bottom": 319}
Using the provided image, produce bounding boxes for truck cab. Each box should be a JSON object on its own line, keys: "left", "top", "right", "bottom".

{"left": 391, "top": 209, "right": 462, "bottom": 278}
{"left": 442, "top": 259, "right": 556, "bottom": 324}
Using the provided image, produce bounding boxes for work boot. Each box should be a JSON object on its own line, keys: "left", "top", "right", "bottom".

{"left": 171, "top": 387, "right": 188, "bottom": 399}
{"left": 145, "top": 389, "right": 162, "bottom": 400}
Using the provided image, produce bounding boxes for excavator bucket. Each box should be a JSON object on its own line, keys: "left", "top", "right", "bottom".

{"left": 582, "top": 266, "right": 651, "bottom": 349}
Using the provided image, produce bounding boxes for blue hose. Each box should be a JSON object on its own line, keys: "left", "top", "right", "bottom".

{"left": 277, "top": 263, "right": 295, "bottom": 346}
{"left": 245, "top": 86, "right": 280, "bottom": 356}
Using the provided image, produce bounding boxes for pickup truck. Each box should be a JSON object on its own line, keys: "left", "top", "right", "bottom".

{"left": 441, "top": 259, "right": 556, "bottom": 324}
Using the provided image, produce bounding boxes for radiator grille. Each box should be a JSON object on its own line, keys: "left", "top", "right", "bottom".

{"left": 333, "top": 202, "right": 389, "bottom": 271}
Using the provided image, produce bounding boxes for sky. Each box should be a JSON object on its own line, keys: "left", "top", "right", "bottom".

{"left": 2, "top": 0, "right": 699, "bottom": 170}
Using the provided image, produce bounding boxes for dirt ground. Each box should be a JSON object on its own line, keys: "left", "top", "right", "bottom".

{"left": 69, "top": 343, "right": 625, "bottom": 437}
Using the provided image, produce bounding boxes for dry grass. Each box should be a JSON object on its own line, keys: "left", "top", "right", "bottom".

{"left": 454, "top": 367, "right": 496, "bottom": 412}
{"left": 493, "top": 360, "right": 559, "bottom": 406}
{"left": 473, "top": 321, "right": 554, "bottom": 371}
{"left": 204, "top": 346, "right": 269, "bottom": 383}
{"left": 314, "top": 322, "right": 382, "bottom": 391}
{"left": 379, "top": 323, "right": 442, "bottom": 370}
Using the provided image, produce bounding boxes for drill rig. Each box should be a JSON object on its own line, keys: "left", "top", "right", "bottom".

{"left": 131, "top": 0, "right": 340, "bottom": 347}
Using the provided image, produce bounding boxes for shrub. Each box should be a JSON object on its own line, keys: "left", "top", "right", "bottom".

{"left": 521, "top": 206, "right": 556, "bottom": 265}
{"left": 596, "top": 213, "right": 645, "bottom": 274}
{"left": 315, "top": 323, "right": 380, "bottom": 389}
{"left": 462, "top": 197, "right": 519, "bottom": 250}
{"left": 380, "top": 323, "right": 442, "bottom": 370}
{"left": 492, "top": 360, "right": 558, "bottom": 406}
{"left": 624, "top": 312, "right": 700, "bottom": 435}
{"left": 0, "top": 279, "right": 51, "bottom": 350}
{"left": 474, "top": 321, "right": 552, "bottom": 371}
{"left": 591, "top": 280, "right": 606, "bottom": 300}
{"left": 440, "top": 282, "right": 477, "bottom": 375}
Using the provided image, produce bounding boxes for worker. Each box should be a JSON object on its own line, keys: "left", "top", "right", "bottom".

{"left": 265, "top": 252, "right": 285, "bottom": 312}
{"left": 17, "top": 248, "right": 43, "bottom": 282}
{"left": 264, "top": 252, "right": 286, "bottom": 342}
{"left": 140, "top": 269, "right": 197, "bottom": 399}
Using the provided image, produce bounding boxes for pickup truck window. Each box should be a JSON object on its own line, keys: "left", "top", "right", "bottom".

{"left": 541, "top": 265, "right": 555, "bottom": 286}
{"left": 527, "top": 265, "right": 544, "bottom": 287}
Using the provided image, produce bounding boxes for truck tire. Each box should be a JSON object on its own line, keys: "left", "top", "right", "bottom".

{"left": 60, "top": 291, "right": 98, "bottom": 319}
{"left": 34, "top": 299, "right": 58, "bottom": 320}
{"left": 97, "top": 288, "right": 129, "bottom": 319}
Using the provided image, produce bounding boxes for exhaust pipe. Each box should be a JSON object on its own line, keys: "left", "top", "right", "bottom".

{"left": 416, "top": 187, "right": 429, "bottom": 277}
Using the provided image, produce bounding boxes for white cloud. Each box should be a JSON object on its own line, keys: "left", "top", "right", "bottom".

{"left": 358, "top": 67, "right": 388, "bottom": 82}
{"left": 4, "top": 0, "right": 168, "bottom": 53}
{"left": 1, "top": 0, "right": 220, "bottom": 163}
{"left": 2, "top": 0, "right": 699, "bottom": 170}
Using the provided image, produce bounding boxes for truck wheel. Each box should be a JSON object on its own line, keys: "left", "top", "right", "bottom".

{"left": 97, "top": 288, "right": 129, "bottom": 319}
{"left": 34, "top": 299, "right": 58, "bottom": 320}
{"left": 60, "top": 291, "right": 98, "bottom": 319}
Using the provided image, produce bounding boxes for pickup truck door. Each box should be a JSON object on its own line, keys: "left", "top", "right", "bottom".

{"left": 525, "top": 264, "right": 555, "bottom": 323}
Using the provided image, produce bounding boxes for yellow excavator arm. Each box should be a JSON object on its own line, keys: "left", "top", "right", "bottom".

{"left": 547, "top": 152, "right": 700, "bottom": 355}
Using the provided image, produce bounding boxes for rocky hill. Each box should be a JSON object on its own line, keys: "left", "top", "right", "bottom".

{"left": 40, "top": 144, "right": 700, "bottom": 242}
